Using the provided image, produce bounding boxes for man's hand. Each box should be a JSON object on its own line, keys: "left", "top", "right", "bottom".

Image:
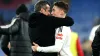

{"left": 31, "top": 42, "right": 39, "bottom": 52}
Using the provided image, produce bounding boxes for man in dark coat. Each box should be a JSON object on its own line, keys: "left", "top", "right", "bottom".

{"left": 28, "top": 1, "right": 74, "bottom": 56}
{"left": 0, "top": 4, "right": 32, "bottom": 56}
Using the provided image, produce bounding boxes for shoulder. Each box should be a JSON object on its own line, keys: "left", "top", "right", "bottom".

{"left": 62, "top": 26, "right": 71, "bottom": 34}
{"left": 94, "top": 25, "right": 100, "bottom": 30}
{"left": 29, "top": 13, "right": 47, "bottom": 22}
{"left": 95, "top": 26, "right": 100, "bottom": 34}
{"left": 29, "top": 12, "right": 47, "bottom": 18}
{"left": 92, "top": 25, "right": 100, "bottom": 33}
{"left": 63, "top": 26, "right": 71, "bottom": 30}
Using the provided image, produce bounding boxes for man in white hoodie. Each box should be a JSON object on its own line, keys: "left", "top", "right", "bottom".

{"left": 32, "top": 1, "right": 73, "bottom": 56}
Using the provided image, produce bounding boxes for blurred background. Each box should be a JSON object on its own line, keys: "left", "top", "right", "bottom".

{"left": 0, "top": 0, "right": 100, "bottom": 56}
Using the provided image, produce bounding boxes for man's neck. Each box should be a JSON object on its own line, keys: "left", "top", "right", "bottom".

{"left": 59, "top": 14, "right": 66, "bottom": 18}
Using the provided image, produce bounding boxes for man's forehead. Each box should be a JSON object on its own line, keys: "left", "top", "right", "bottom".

{"left": 53, "top": 6, "right": 62, "bottom": 10}
{"left": 52, "top": 6, "right": 58, "bottom": 9}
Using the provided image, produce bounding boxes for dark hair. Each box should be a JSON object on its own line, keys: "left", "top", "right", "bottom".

{"left": 53, "top": 1, "right": 69, "bottom": 13}
{"left": 34, "top": 1, "right": 50, "bottom": 12}
{"left": 16, "top": 4, "right": 28, "bottom": 15}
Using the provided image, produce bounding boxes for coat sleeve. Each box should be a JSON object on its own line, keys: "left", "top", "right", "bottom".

{"left": 92, "top": 26, "right": 100, "bottom": 56}
{"left": 28, "top": 13, "right": 74, "bottom": 28}
{"left": 48, "top": 16, "right": 74, "bottom": 28}
{"left": 89, "top": 25, "right": 99, "bottom": 42}
{"left": 0, "top": 19, "right": 19, "bottom": 34}
{"left": 0, "top": 35, "right": 10, "bottom": 56}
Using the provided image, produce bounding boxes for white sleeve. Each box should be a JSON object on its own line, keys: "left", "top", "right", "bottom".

{"left": 89, "top": 25, "right": 99, "bottom": 41}
{"left": 37, "top": 39, "right": 63, "bottom": 52}
{"left": 0, "top": 18, "right": 17, "bottom": 28}
{"left": 37, "top": 27, "right": 68, "bottom": 53}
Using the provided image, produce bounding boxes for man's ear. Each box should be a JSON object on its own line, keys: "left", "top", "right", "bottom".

{"left": 60, "top": 10, "right": 65, "bottom": 15}
{"left": 40, "top": 8, "right": 45, "bottom": 13}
